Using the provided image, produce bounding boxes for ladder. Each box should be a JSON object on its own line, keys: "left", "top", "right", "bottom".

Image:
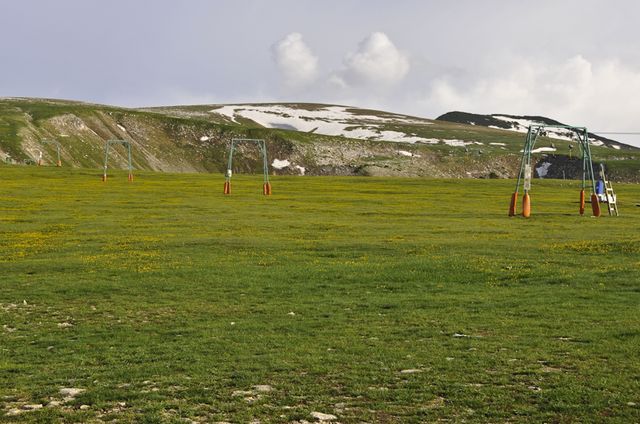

{"left": 599, "top": 164, "right": 618, "bottom": 216}
{"left": 605, "top": 180, "right": 618, "bottom": 216}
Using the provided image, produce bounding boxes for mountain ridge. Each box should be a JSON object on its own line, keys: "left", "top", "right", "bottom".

{"left": 436, "top": 111, "right": 627, "bottom": 149}
{"left": 1, "top": 98, "right": 639, "bottom": 181}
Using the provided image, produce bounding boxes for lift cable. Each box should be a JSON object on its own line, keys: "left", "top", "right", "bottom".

{"left": 591, "top": 132, "right": 640, "bottom": 135}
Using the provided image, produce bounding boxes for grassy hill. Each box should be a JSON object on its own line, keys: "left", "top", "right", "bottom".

{"left": 1, "top": 167, "right": 639, "bottom": 422}
{"left": 2, "top": 98, "right": 640, "bottom": 180}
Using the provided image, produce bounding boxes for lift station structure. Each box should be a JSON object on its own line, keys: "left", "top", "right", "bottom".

{"left": 509, "top": 124, "right": 601, "bottom": 218}
{"left": 102, "top": 139, "right": 133, "bottom": 182}
{"left": 41, "top": 139, "right": 62, "bottom": 166}
{"left": 223, "top": 138, "right": 271, "bottom": 195}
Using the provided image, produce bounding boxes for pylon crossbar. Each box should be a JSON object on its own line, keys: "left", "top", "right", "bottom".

{"left": 224, "top": 138, "right": 271, "bottom": 195}
{"left": 103, "top": 140, "right": 133, "bottom": 181}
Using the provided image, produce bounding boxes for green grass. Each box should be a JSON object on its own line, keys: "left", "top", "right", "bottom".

{"left": 1, "top": 166, "right": 640, "bottom": 422}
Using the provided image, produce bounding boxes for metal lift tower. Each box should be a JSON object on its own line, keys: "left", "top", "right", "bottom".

{"left": 509, "top": 125, "right": 601, "bottom": 218}
{"left": 223, "top": 138, "right": 271, "bottom": 195}
{"left": 102, "top": 140, "right": 133, "bottom": 182}
{"left": 41, "top": 139, "right": 62, "bottom": 166}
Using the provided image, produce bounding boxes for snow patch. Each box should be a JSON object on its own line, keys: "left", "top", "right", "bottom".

{"left": 492, "top": 116, "right": 579, "bottom": 141}
{"left": 418, "top": 138, "right": 441, "bottom": 144}
{"left": 490, "top": 142, "right": 506, "bottom": 146}
{"left": 536, "top": 162, "right": 552, "bottom": 178}
{"left": 211, "top": 105, "right": 239, "bottom": 123}
{"left": 612, "top": 145, "right": 621, "bottom": 150}
{"left": 343, "top": 127, "right": 382, "bottom": 139}
{"left": 521, "top": 147, "right": 557, "bottom": 153}
{"left": 397, "top": 150, "right": 421, "bottom": 158}
{"left": 492, "top": 116, "right": 534, "bottom": 133}
{"left": 531, "top": 147, "right": 557, "bottom": 153}
{"left": 294, "top": 165, "right": 306, "bottom": 175}
{"left": 209, "top": 104, "right": 433, "bottom": 144}
{"left": 377, "top": 130, "right": 432, "bottom": 143}
{"left": 117, "top": 124, "right": 126, "bottom": 132}
{"left": 548, "top": 132, "right": 574, "bottom": 141}
{"left": 271, "top": 159, "right": 290, "bottom": 169}
{"left": 442, "top": 139, "right": 470, "bottom": 147}
{"left": 199, "top": 136, "right": 210, "bottom": 141}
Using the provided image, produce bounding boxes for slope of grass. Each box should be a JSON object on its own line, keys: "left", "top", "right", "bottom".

{"left": 0, "top": 103, "right": 32, "bottom": 160}
{"left": 1, "top": 166, "right": 639, "bottom": 422}
{"left": 3, "top": 99, "right": 640, "bottom": 181}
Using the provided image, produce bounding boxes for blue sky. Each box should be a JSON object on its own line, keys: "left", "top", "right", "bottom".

{"left": 2, "top": 0, "right": 640, "bottom": 145}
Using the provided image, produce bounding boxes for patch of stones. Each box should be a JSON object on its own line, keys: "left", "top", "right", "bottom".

{"left": 424, "top": 396, "right": 446, "bottom": 409}
{"left": 137, "top": 380, "right": 168, "bottom": 394}
{"left": 1, "top": 301, "right": 34, "bottom": 335}
{"left": 291, "top": 410, "right": 340, "bottom": 423}
{"left": 5, "top": 404, "right": 44, "bottom": 416}
{"left": 4, "top": 387, "right": 85, "bottom": 416}
{"left": 1, "top": 300, "right": 32, "bottom": 311}
{"left": 231, "top": 384, "right": 274, "bottom": 403}
{"left": 311, "top": 411, "right": 338, "bottom": 421}
{"left": 289, "top": 408, "right": 342, "bottom": 423}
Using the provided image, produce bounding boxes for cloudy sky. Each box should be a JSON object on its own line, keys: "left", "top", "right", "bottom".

{"left": 2, "top": 0, "right": 640, "bottom": 144}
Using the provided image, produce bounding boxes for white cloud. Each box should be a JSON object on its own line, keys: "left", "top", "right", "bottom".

{"left": 340, "top": 32, "right": 410, "bottom": 86}
{"left": 424, "top": 55, "right": 640, "bottom": 139}
{"left": 266, "top": 30, "right": 640, "bottom": 148}
{"left": 271, "top": 32, "right": 318, "bottom": 89}
{"left": 327, "top": 73, "right": 348, "bottom": 89}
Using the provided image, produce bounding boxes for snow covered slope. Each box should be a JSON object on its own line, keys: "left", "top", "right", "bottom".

{"left": 437, "top": 111, "right": 628, "bottom": 150}
{"left": 209, "top": 104, "right": 441, "bottom": 144}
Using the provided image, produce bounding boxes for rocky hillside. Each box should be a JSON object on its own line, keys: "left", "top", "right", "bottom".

{"left": 1, "top": 98, "right": 640, "bottom": 181}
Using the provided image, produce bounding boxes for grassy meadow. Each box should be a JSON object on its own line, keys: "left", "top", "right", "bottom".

{"left": 1, "top": 165, "right": 640, "bottom": 423}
